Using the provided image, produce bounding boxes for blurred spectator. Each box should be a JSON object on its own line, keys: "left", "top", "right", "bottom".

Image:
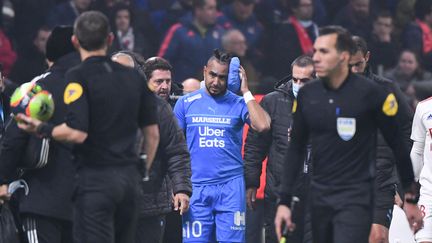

{"left": 218, "top": 0, "right": 263, "bottom": 57}
{"left": 255, "top": 0, "right": 290, "bottom": 29}
{"left": 46, "top": 0, "right": 91, "bottom": 28}
{"left": 159, "top": 0, "right": 194, "bottom": 34}
{"left": 92, "top": 0, "right": 133, "bottom": 19}
{"left": 158, "top": 0, "right": 224, "bottom": 82}
{"left": 9, "top": 26, "right": 49, "bottom": 84}
{"left": 333, "top": 0, "right": 372, "bottom": 39}
{"left": 182, "top": 78, "right": 200, "bottom": 94}
{"left": 384, "top": 49, "right": 432, "bottom": 99}
{"left": 321, "top": 0, "right": 349, "bottom": 22}
{"left": 109, "top": 4, "right": 152, "bottom": 58}
{"left": 393, "top": 0, "right": 415, "bottom": 39}
{"left": 402, "top": 0, "right": 432, "bottom": 72}
{"left": 368, "top": 11, "right": 399, "bottom": 74}
{"left": 0, "top": 28, "right": 16, "bottom": 78}
{"left": 221, "top": 29, "right": 260, "bottom": 92}
{"left": 10, "top": 0, "right": 56, "bottom": 49}
{"left": 266, "top": 0, "right": 317, "bottom": 80}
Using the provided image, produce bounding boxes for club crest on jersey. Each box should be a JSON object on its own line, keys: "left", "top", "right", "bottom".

{"left": 64, "top": 82, "right": 83, "bottom": 104}
{"left": 382, "top": 93, "right": 398, "bottom": 116}
{"left": 337, "top": 117, "right": 356, "bottom": 141}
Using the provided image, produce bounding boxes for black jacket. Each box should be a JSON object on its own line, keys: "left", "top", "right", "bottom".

{"left": 244, "top": 77, "right": 295, "bottom": 200}
{"left": 0, "top": 79, "right": 17, "bottom": 140}
{"left": 365, "top": 67, "right": 413, "bottom": 191}
{"left": 0, "top": 52, "right": 80, "bottom": 220}
{"left": 139, "top": 97, "right": 192, "bottom": 217}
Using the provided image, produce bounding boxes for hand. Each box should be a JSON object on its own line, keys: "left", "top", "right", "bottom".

{"left": 16, "top": 113, "right": 42, "bottom": 133}
{"left": 275, "top": 205, "right": 294, "bottom": 240}
{"left": 0, "top": 76, "right": 4, "bottom": 93}
{"left": 403, "top": 201, "right": 423, "bottom": 233}
{"left": 239, "top": 66, "right": 249, "bottom": 95}
{"left": 173, "top": 193, "right": 190, "bottom": 215}
{"left": 246, "top": 187, "right": 257, "bottom": 210}
{"left": 394, "top": 191, "right": 403, "bottom": 208}
{"left": 0, "top": 184, "right": 10, "bottom": 202}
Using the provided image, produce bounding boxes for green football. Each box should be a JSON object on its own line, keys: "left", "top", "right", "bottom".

{"left": 10, "top": 82, "right": 55, "bottom": 121}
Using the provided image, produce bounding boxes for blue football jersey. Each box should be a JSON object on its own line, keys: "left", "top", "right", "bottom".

{"left": 174, "top": 88, "right": 249, "bottom": 184}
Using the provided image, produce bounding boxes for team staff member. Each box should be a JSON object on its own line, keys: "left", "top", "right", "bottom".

{"left": 274, "top": 26, "right": 420, "bottom": 243}
{"left": 0, "top": 26, "right": 80, "bottom": 243}
{"left": 111, "top": 53, "right": 192, "bottom": 243}
{"left": 244, "top": 55, "right": 315, "bottom": 243}
{"left": 15, "top": 11, "right": 160, "bottom": 243}
{"left": 349, "top": 36, "right": 416, "bottom": 243}
{"left": 174, "top": 49, "right": 270, "bottom": 242}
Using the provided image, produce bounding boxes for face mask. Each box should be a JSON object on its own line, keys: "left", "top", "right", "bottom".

{"left": 292, "top": 82, "right": 301, "bottom": 97}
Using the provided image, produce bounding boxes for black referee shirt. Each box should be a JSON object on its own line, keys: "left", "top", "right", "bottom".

{"left": 64, "top": 56, "right": 157, "bottom": 166}
{"left": 280, "top": 73, "right": 414, "bottom": 205}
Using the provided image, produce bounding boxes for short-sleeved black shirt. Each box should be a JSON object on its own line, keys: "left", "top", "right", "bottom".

{"left": 280, "top": 73, "right": 414, "bottom": 205}
{"left": 64, "top": 56, "right": 157, "bottom": 166}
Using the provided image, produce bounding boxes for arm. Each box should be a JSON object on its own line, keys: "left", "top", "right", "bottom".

{"left": 410, "top": 103, "right": 426, "bottom": 182}
{"left": 142, "top": 124, "right": 159, "bottom": 172}
{"left": 160, "top": 102, "right": 192, "bottom": 214}
{"left": 240, "top": 66, "right": 270, "bottom": 132}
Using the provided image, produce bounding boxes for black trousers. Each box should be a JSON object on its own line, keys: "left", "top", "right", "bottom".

{"left": 136, "top": 215, "right": 166, "bottom": 243}
{"left": 21, "top": 213, "right": 72, "bottom": 243}
{"left": 162, "top": 211, "right": 182, "bottom": 243}
{"left": 73, "top": 165, "right": 141, "bottom": 243}
{"left": 246, "top": 199, "right": 264, "bottom": 243}
{"left": 310, "top": 182, "right": 373, "bottom": 243}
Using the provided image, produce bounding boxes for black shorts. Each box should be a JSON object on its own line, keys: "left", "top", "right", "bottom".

{"left": 372, "top": 186, "right": 395, "bottom": 228}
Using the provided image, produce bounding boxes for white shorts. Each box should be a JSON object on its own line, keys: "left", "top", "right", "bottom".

{"left": 415, "top": 195, "right": 432, "bottom": 242}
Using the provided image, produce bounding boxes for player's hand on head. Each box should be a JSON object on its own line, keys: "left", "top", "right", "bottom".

{"left": 173, "top": 193, "right": 190, "bottom": 215}
{"left": 0, "top": 185, "right": 10, "bottom": 202}
{"left": 239, "top": 66, "right": 249, "bottom": 95}
{"left": 16, "top": 113, "right": 42, "bottom": 133}
{"left": 274, "top": 205, "right": 294, "bottom": 240}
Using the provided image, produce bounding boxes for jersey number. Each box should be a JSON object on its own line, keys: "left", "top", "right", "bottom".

{"left": 183, "top": 221, "right": 202, "bottom": 238}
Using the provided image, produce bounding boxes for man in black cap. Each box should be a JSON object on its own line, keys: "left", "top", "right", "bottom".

{"left": 0, "top": 25, "right": 80, "bottom": 243}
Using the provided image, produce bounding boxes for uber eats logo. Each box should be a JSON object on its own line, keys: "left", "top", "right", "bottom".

{"left": 198, "top": 126, "right": 225, "bottom": 148}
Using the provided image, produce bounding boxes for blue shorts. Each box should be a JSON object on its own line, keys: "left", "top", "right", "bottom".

{"left": 182, "top": 176, "right": 246, "bottom": 243}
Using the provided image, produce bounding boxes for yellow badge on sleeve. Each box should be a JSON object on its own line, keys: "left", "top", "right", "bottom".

{"left": 292, "top": 99, "right": 297, "bottom": 113}
{"left": 64, "top": 82, "right": 83, "bottom": 104}
{"left": 382, "top": 93, "right": 398, "bottom": 116}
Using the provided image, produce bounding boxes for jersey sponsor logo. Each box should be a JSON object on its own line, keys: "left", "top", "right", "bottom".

{"left": 382, "top": 93, "right": 398, "bottom": 116}
{"left": 64, "top": 82, "right": 83, "bottom": 104}
{"left": 292, "top": 99, "right": 297, "bottom": 113}
{"left": 198, "top": 126, "right": 225, "bottom": 147}
{"left": 231, "top": 211, "right": 246, "bottom": 231}
{"left": 337, "top": 117, "right": 356, "bottom": 141}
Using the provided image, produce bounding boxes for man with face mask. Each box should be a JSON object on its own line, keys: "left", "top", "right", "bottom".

{"left": 244, "top": 55, "right": 314, "bottom": 243}
{"left": 174, "top": 49, "right": 270, "bottom": 243}
{"left": 349, "top": 35, "right": 419, "bottom": 243}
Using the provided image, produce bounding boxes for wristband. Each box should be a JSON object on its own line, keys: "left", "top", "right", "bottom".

{"left": 36, "top": 122, "right": 54, "bottom": 138}
{"left": 243, "top": 91, "right": 255, "bottom": 104}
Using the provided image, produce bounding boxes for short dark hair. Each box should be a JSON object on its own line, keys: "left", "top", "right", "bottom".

{"left": 318, "top": 25, "right": 355, "bottom": 55}
{"left": 143, "top": 57, "right": 173, "bottom": 80}
{"left": 74, "top": 11, "right": 111, "bottom": 51}
{"left": 207, "top": 49, "right": 233, "bottom": 66}
{"left": 351, "top": 35, "right": 368, "bottom": 56}
{"left": 373, "top": 10, "right": 392, "bottom": 21}
{"left": 415, "top": 0, "right": 432, "bottom": 20}
{"left": 112, "top": 3, "right": 134, "bottom": 26}
{"left": 291, "top": 55, "right": 314, "bottom": 69}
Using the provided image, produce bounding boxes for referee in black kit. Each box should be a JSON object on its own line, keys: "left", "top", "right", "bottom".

{"left": 16, "top": 11, "right": 160, "bottom": 243}
{"left": 274, "top": 26, "right": 421, "bottom": 243}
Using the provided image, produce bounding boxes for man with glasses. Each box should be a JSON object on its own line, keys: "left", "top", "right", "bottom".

{"left": 245, "top": 55, "right": 314, "bottom": 243}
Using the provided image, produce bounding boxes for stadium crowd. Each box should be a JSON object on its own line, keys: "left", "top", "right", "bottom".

{"left": 0, "top": 0, "right": 431, "bottom": 243}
